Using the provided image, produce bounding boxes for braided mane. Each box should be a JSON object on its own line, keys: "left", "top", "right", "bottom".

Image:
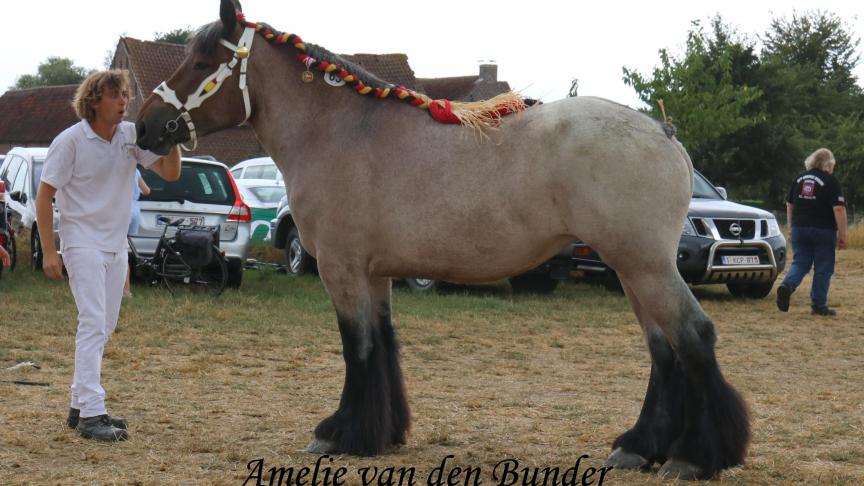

{"left": 190, "top": 15, "right": 527, "bottom": 130}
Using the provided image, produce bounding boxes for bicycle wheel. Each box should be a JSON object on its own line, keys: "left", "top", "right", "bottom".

{"left": 158, "top": 248, "right": 185, "bottom": 296}
{"left": 160, "top": 245, "right": 227, "bottom": 297}
{"left": 195, "top": 247, "right": 228, "bottom": 296}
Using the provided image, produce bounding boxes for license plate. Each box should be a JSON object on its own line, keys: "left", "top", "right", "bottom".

{"left": 721, "top": 255, "right": 760, "bottom": 265}
{"left": 156, "top": 215, "right": 204, "bottom": 226}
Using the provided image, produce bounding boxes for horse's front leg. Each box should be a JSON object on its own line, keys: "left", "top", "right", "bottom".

{"left": 306, "top": 264, "right": 410, "bottom": 456}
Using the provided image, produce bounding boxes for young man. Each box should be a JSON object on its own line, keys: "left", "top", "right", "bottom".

{"left": 776, "top": 148, "right": 848, "bottom": 316}
{"left": 36, "top": 70, "right": 181, "bottom": 442}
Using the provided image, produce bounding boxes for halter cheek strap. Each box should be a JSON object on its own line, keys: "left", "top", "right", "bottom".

{"left": 153, "top": 26, "right": 255, "bottom": 151}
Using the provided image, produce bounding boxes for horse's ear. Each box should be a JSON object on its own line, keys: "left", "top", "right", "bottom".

{"left": 219, "top": 0, "right": 242, "bottom": 35}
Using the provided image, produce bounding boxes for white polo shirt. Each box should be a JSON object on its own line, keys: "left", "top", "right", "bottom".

{"left": 41, "top": 120, "right": 161, "bottom": 253}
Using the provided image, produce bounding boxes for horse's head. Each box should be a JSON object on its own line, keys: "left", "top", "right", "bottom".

{"left": 136, "top": 0, "right": 253, "bottom": 154}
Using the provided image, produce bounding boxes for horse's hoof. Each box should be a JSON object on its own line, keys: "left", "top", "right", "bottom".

{"left": 305, "top": 438, "right": 336, "bottom": 454}
{"left": 657, "top": 459, "right": 705, "bottom": 481}
{"left": 604, "top": 447, "right": 649, "bottom": 470}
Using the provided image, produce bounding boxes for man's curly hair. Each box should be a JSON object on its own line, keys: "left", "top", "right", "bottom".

{"left": 72, "top": 70, "right": 130, "bottom": 122}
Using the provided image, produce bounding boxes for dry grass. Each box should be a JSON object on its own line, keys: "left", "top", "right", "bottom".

{"left": 1, "top": 249, "right": 863, "bottom": 485}
{"left": 847, "top": 223, "right": 864, "bottom": 250}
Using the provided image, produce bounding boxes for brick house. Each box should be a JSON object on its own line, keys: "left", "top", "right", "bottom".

{"left": 0, "top": 85, "right": 79, "bottom": 154}
{"left": 418, "top": 64, "right": 512, "bottom": 102}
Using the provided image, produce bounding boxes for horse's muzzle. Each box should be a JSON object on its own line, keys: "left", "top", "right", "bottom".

{"left": 135, "top": 107, "right": 189, "bottom": 155}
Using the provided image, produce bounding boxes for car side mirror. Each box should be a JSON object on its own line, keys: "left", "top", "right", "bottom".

{"left": 716, "top": 187, "right": 728, "bottom": 200}
{"left": 9, "top": 191, "right": 26, "bottom": 204}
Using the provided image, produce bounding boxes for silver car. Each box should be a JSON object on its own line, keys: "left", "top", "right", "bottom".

{"left": 0, "top": 146, "right": 61, "bottom": 269}
{"left": 133, "top": 157, "right": 252, "bottom": 287}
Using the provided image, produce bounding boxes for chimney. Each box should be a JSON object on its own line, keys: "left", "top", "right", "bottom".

{"left": 479, "top": 63, "right": 498, "bottom": 83}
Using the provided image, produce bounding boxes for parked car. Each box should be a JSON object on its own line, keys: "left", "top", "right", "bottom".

{"left": 236, "top": 179, "right": 286, "bottom": 241}
{"left": 230, "top": 156, "right": 283, "bottom": 184}
{"left": 269, "top": 194, "right": 581, "bottom": 293}
{"left": 0, "top": 147, "right": 61, "bottom": 269}
{"left": 134, "top": 157, "right": 252, "bottom": 287}
{"left": 577, "top": 171, "right": 787, "bottom": 298}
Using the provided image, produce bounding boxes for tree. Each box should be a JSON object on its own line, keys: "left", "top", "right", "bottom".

{"left": 154, "top": 27, "right": 194, "bottom": 44}
{"left": 14, "top": 57, "right": 91, "bottom": 89}
{"left": 623, "top": 18, "right": 764, "bottom": 191}
{"left": 760, "top": 11, "right": 864, "bottom": 210}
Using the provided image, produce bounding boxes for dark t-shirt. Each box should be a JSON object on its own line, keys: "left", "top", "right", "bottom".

{"left": 786, "top": 169, "right": 845, "bottom": 230}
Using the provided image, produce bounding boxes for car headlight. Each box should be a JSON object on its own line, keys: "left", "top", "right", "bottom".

{"left": 681, "top": 218, "right": 697, "bottom": 237}
{"left": 765, "top": 218, "right": 781, "bottom": 238}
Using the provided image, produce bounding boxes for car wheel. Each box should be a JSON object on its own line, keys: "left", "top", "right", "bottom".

{"left": 405, "top": 278, "right": 437, "bottom": 293}
{"left": 727, "top": 281, "right": 774, "bottom": 299}
{"left": 509, "top": 274, "right": 559, "bottom": 294}
{"left": 226, "top": 258, "right": 244, "bottom": 288}
{"left": 31, "top": 228, "right": 43, "bottom": 270}
{"left": 285, "top": 227, "right": 315, "bottom": 275}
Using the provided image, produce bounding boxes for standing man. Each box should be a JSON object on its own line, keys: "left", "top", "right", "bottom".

{"left": 36, "top": 70, "right": 181, "bottom": 441}
{"left": 777, "top": 148, "right": 848, "bottom": 316}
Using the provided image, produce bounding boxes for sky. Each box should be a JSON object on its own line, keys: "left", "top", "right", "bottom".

{"left": 2, "top": 1, "right": 863, "bottom": 109}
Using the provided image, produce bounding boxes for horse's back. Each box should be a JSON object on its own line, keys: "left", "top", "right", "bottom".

{"left": 506, "top": 96, "right": 693, "bottom": 252}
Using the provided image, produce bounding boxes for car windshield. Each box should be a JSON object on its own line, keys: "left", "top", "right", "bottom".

{"left": 140, "top": 162, "right": 234, "bottom": 205}
{"left": 248, "top": 186, "right": 286, "bottom": 204}
{"left": 692, "top": 172, "right": 722, "bottom": 199}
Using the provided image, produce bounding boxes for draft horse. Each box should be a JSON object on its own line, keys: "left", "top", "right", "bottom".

{"left": 136, "top": 0, "right": 750, "bottom": 479}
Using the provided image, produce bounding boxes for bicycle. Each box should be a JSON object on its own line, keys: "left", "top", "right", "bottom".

{"left": 0, "top": 181, "right": 17, "bottom": 280}
{"left": 128, "top": 216, "right": 228, "bottom": 296}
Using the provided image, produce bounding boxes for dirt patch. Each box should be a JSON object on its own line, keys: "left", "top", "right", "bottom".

{"left": 1, "top": 251, "right": 862, "bottom": 485}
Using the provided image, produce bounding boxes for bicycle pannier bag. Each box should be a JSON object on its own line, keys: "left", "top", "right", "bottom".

{"left": 176, "top": 230, "right": 214, "bottom": 268}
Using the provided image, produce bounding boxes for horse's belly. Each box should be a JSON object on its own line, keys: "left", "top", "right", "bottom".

{"left": 369, "top": 233, "right": 573, "bottom": 283}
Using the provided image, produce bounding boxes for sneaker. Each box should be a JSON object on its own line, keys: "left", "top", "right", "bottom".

{"left": 811, "top": 305, "right": 836, "bottom": 316}
{"left": 776, "top": 284, "right": 792, "bottom": 312}
{"left": 76, "top": 414, "right": 129, "bottom": 442}
{"left": 67, "top": 408, "right": 128, "bottom": 430}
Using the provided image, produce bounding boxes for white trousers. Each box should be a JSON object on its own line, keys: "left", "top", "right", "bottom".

{"left": 63, "top": 247, "right": 127, "bottom": 418}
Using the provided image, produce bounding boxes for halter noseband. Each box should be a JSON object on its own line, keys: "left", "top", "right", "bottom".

{"left": 153, "top": 27, "right": 255, "bottom": 151}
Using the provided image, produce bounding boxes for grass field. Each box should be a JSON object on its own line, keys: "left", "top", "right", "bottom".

{"left": 1, "top": 245, "right": 863, "bottom": 485}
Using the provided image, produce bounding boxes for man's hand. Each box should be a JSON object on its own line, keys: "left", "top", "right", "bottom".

{"left": 42, "top": 251, "right": 64, "bottom": 280}
{"left": 838, "top": 232, "right": 848, "bottom": 250}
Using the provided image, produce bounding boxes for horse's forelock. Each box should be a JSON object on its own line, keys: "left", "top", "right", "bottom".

{"left": 188, "top": 21, "right": 227, "bottom": 56}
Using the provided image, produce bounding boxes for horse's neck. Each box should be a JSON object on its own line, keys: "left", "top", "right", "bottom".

{"left": 246, "top": 43, "right": 384, "bottom": 184}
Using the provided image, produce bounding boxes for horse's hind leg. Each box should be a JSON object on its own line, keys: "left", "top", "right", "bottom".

{"left": 609, "top": 268, "right": 749, "bottom": 480}
{"left": 306, "top": 266, "right": 410, "bottom": 456}
{"left": 606, "top": 280, "right": 685, "bottom": 470}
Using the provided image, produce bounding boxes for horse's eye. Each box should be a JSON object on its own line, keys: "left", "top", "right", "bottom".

{"left": 193, "top": 62, "right": 211, "bottom": 71}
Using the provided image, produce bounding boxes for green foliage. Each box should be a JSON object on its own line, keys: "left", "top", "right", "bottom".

{"left": 154, "top": 27, "right": 194, "bottom": 44}
{"left": 13, "top": 57, "right": 91, "bottom": 89}
{"left": 622, "top": 12, "right": 864, "bottom": 211}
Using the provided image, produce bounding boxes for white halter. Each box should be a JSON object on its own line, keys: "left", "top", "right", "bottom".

{"left": 153, "top": 27, "right": 256, "bottom": 151}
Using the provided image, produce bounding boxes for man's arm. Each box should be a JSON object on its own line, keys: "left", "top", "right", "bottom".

{"left": 786, "top": 203, "right": 794, "bottom": 244}
{"left": 36, "top": 181, "right": 63, "bottom": 280}
{"left": 138, "top": 174, "right": 151, "bottom": 196}
{"left": 834, "top": 205, "right": 848, "bottom": 250}
{"left": 147, "top": 146, "right": 181, "bottom": 181}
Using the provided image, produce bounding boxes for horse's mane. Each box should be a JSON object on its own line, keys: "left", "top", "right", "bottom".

{"left": 190, "top": 19, "right": 527, "bottom": 132}
{"left": 190, "top": 22, "right": 389, "bottom": 89}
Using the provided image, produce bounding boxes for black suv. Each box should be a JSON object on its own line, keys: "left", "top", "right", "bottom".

{"left": 575, "top": 171, "right": 787, "bottom": 298}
